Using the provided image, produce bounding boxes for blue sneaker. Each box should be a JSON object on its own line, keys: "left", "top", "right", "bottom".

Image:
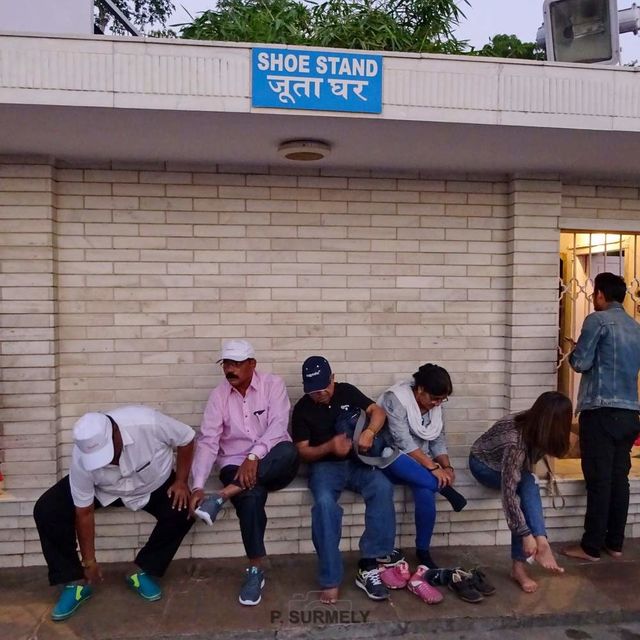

{"left": 51, "top": 583, "right": 93, "bottom": 621}
{"left": 238, "top": 566, "right": 265, "bottom": 606}
{"left": 194, "top": 493, "right": 225, "bottom": 526}
{"left": 126, "top": 571, "right": 162, "bottom": 601}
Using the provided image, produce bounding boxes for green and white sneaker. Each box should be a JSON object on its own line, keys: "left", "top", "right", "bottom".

{"left": 51, "top": 583, "right": 93, "bottom": 621}
{"left": 126, "top": 571, "right": 162, "bottom": 601}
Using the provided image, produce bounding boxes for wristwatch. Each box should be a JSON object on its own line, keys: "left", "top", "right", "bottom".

{"left": 247, "top": 453, "right": 258, "bottom": 461}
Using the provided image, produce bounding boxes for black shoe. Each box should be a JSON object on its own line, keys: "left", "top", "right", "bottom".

{"left": 424, "top": 567, "right": 456, "bottom": 586}
{"left": 355, "top": 567, "right": 390, "bottom": 600}
{"left": 439, "top": 485, "right": 467, "bottom": 512}
{"left": 416, "top": 548, "right": 438, "bottom": 569}
{"left": 448, "top": 569, "right": 484, "bottom": 604}
{"left": 470, "top": 568, "right": 496, "bottom": 596}
{"left": 376, "top": 548, "right": 404, "bottom": 567}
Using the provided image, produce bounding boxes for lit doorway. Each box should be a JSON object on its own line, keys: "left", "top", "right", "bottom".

{"left": 556, "top": 232, "right": 640, "bottom": 478}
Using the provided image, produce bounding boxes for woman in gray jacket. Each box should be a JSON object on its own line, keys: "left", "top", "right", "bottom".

{"left": 375, "top": 363, "right": 466, "bottom": 569}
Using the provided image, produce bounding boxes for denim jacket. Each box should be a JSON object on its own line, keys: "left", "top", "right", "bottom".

{"left": 570, "top": 302, "right": 640, "bottom": 413}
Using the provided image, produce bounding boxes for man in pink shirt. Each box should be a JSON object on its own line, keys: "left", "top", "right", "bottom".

{"left": 189, "top": 339, "right": 299, "bottom": 606}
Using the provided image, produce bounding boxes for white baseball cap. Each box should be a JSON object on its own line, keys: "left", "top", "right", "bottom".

{"left": 73, "top": 413, "right": 114, "bottom": 471}
{"left": 217, "top": 339, "right": 256, "bottom": 363}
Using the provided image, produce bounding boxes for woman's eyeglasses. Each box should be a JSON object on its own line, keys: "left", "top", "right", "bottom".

{"left": 422, "top": 390, "right": 449, "bottom": 405}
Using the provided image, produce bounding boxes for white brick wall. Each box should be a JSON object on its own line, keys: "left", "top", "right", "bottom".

{"left": 1, "top": 160, "right": 640, "bottom": 567}
{"left": 0, "top": 163, "right": 59, "bottom": 501}
{"left": 51, "top": 165, "right": 519, "bottom": 469}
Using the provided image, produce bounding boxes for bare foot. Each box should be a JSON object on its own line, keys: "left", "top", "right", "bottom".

{"left": 510, "top": 561, "right": 538, "bottom": 593}
{"left": 534, "top": 537, "right": 564, "bottom": 573}
{"left": 560, "top": 544, "right": 600, "bottom": 562}
{"left": 320, "top": 587, "right": 339, "bottom": 604}
{"left": 604, "top": 547, "right": 623, "bottom": 559}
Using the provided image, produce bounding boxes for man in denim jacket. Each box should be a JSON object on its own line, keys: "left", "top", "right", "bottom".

{"left": 563, "top": 272, "right": 640, "bottom": 562}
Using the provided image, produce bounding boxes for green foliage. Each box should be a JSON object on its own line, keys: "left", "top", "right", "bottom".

{"left": 471, "top": 34, "right": 545, "bottom": 61}
{"left": 95, "top": 0, "right": 175, "bottom": 35}
{"left": 391, "top": 0, "right": 470, "bottom": 54}
{"left": 179, "top": 0, "right": 312, "bottom": 44}
{"left": 179, "top": 0, "right": 470, "bottom": 54}
{"left": 309, "top": 0, "right": 408, "bottom": 51}
{"left": 96, "top": 0, "right": 549, "bottom": 62}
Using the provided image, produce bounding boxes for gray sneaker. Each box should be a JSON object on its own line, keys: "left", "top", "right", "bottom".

{"left": 239, "top": 566, "right": 265, "bottom": 606}
{"left": 194, "top": 493, "right": 224, "bottom": 526}
{"left": 355, "top": 567, "right": 390, "bottom": 600}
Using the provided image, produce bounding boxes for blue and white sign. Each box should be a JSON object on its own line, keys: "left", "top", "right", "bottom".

{"left": 252, "top": 48, "right": 383, "bottom": 114}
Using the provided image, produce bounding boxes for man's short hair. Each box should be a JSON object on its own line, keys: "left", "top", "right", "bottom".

{"left": 594, "top": 272, "right": 627, "bottom": 304}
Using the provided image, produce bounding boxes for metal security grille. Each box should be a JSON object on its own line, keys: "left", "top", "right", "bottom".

{"left": 558, "top": 232, "right": 640, "bottom": 411}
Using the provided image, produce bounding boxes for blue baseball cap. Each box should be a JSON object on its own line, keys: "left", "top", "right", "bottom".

{"left": 302, "top": 356, "right": 332, "bottom": 393}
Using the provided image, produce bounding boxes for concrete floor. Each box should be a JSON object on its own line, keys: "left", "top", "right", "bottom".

{"left": 404, "top": 622, "right": 640, "bottom": 640}
{"left": 3, "top": 541, "right": 640, "bottom": 640}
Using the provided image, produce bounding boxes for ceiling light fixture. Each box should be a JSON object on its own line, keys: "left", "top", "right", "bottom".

{"left": 278, "top": 140, "right": 331, "bottom": 162}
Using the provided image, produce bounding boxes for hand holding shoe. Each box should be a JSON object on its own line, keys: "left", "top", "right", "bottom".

{"left": 189, "top": 488, "right": 205, "bottom": 517}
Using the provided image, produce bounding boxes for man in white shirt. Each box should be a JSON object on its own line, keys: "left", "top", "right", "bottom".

{"left": 33, "top": 405, "right": 195, "bottom": 622}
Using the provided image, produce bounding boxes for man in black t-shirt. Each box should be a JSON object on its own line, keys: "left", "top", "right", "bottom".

{"left": 292, "top": 356, "right": 396, "bottom": 604}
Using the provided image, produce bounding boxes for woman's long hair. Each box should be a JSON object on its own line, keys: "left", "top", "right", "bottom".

{"left": 513, "top": 391, "right": 572, "bottom": 458}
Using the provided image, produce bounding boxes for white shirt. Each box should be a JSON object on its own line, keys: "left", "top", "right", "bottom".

{"left": 69, "top": 405, "right": 194, "bottom": 511}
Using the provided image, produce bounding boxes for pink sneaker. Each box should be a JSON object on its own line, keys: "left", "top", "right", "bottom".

{"left": 379, "top": 561, "right": 411, "bottom": 589}
{"left": 407, "top": 565, "right": 444, "bottom": 604}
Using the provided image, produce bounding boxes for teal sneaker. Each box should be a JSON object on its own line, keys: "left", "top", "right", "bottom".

{"left": 51, "top": 583, "right": 93, "bottom": 621}
{"left": 126, "top": 571, "right": 162, "bottom": 601}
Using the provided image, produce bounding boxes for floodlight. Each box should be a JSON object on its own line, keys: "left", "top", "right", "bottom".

{"left": 543, "top": 0, "right": 620, "bottom": 64}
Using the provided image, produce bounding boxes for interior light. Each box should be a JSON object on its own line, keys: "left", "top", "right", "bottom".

{"left": 278, "top": 140, "right": 331, "bottom": 162}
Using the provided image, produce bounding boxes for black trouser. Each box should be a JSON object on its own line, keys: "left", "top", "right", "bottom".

{"left": 33, "top": 472, "right": 194, "bottom": 586}
{"left": 579, "top": 408, "right": 640, "bottom": 557}
{"left": 219, "top": 441, "right": 299, "bottom": 560}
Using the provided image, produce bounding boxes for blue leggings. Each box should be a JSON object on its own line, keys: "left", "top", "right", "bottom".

{"left": 382, "top": 453, "right": 439, "bottom": 551}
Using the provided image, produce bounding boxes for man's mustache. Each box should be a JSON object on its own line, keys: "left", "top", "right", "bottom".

{"left": 226, "top": 373, "right": 238, "bottom": 380}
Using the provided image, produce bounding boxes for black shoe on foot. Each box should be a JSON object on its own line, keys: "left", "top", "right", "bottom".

{"left": 416, "top": 548, "right": 438, "bottom": 569}
{"left": 448, "top": 569, "right": 484, "bottom": 604}
{"left": 355, "top": 567, "right": 390, "bottom": 600}
{"left": 376, "top": 548, "right": 404, "bottom": 567}
{"left": 439, "top": 485, "right": 467, "bottom": 512}
{"left": 470, "top": 568, "right": 496, "bottom": 596}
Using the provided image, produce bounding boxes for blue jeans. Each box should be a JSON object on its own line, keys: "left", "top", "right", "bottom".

{"left": 382, "top": 453, "right": 438, "bottom": 551}
{"left": 308, "top": 459, "right": 396, "bottom": 588}
{"left": 468, "top": 454, "right": 546, "bottom": 561}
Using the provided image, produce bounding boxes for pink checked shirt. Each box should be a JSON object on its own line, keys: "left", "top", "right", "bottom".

{"left": 190, "top": 370, "right": 291, "bottom": 490}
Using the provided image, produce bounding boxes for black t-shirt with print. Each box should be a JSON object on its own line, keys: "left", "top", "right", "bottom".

{"left": 291, "top": 382, "right": 374, "bottom": 461}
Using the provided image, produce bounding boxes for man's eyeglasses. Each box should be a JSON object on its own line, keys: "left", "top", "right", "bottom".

{"left": 308, "top": 386, "right": 331, "bottom": 397}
